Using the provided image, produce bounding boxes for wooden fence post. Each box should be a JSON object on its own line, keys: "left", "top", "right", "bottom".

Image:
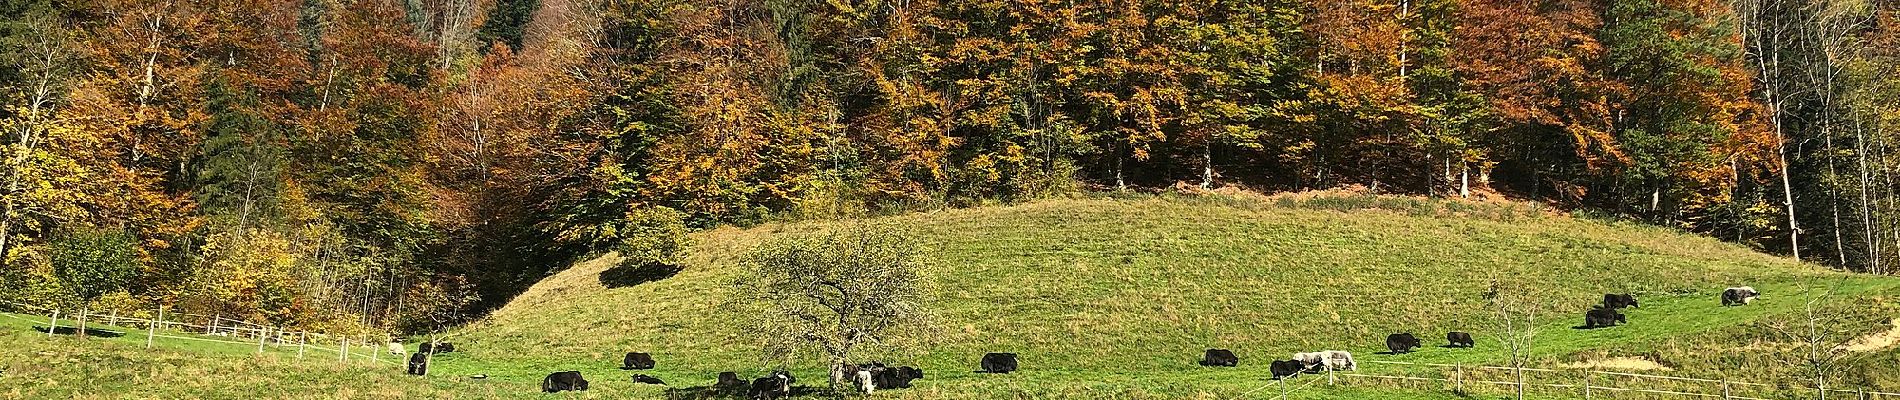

{"left": 207, "top": 315, "right": 218, "bottom": 335}
{"left": 297, "top": 332, "right": 306, "bottom": 359}
{"left": 108, "top": 310, "right": 117, "bottom": 326}
{"left": 146, "top": 306, "right": 161, "bottom": 349}
{"left": 339, "top": 336, "right": 348, "bottom": 362}
{"left": 1722, "top": 378, "right": 1730, "bottom": 400}
{"left": 1584, "top": 371, "right": 1592, "bottom": 400}
{"left": 256, "top": 327, "right": 267, "bottom": 353}
{"left": 46, "top": 310, "right": 58, "bottom": 337}
{"left": 1454, "top": 364, "right": 1464, "bottom": 394}
{"left": 371, "top": 335, "right": 380, "bottom": 362}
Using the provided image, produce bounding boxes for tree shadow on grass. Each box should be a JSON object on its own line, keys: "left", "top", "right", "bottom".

{"left": 600, "top": 262, "right": 685, "bottom": 288}
{"left": 32, "top": 325, "right": 127, "bottom": 338}
{"left": 662, "top": 385, "right": 829, "bottom": 399}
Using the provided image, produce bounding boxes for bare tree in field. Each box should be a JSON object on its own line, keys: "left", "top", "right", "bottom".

{"left": 1770, "top": 278, "right": 1858, "bottom": 400}
{"left": 732, "top": 226, "right": 933, "bottom": 390}
{"left": 1485, "top": 277, "right": 1543, "bottom": 400}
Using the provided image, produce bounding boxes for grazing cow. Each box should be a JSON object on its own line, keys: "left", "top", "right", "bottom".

{"left": 623, "top": 352, "right": 656, "bottom": 370}
{"left": 542, "top": 371, "right": 589, "bottom": 393}
{"left": 748, "top": 371, "right": 795, "bottom": 400}
{"left": 435, "top": 342, "right": 455, "bottom": 353}
{"left": 1583, "top": 307, "right": 1627, "bottom": 328}
{"left": 1603, "top": 293, "right": 1639, "bottom": 309}
{"left": 1291, "top": 352, "right": 1328, "bottom": 372}
{"left": 630, "top": 374, "right": 666, "bottom": 385}
{"left": 405, "top": 352, "right": 428, "bottom": 376}
{"left": 888, "top": 366, "right": 923, "bottom": 388}
{"left": 1199, "top": 349, "right": 1238, "bottom": 367}
{"left": 1447, "top": 331, "right": 1475, "bottom": 348}
{"left": 386, "top": 342, "right": 404, "bottom": 356}
{"left": 418, "top": 342, "right": 432, "bottom": 354}
{"left": 1386, "top": 333, "right": 1422, "bottom": 354}
{"left": 855, "top": 368, "right": 878, "bottom": 394}
{"left": 716, "top": 371, "right": 747, "bottom": 389}
{"left": 980, "top": 353, "right": 1018, "bottom": 373}
{"left": 1321, "top": 351, "right": 1356, "bottom": 371}
{"left": 1269, "top": 360, "right": 1303, "bottom": 379}
{"left": 1722, "top": 286, "right": 1761, "bottom": 306}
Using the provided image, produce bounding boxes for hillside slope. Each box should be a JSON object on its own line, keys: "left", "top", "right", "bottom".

{"left": 438, "top": 194, "right": 1900, "bottom": 399}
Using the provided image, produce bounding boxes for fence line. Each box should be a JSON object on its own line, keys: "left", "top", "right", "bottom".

{"left": 0, "top": 300, "right": 401, "bottom": 368}
{"left": 1292, "top": 359, "right": 1900, "bottom": 400}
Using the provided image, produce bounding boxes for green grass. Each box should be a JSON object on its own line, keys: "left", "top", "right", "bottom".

{"left": 425, "top": 194, "right": 1900, "bottom": 398}
{"left": 6, "top": 193, "right": 1900, "bottom": 399}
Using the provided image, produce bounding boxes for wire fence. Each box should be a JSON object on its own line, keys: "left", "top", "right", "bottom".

{"left": 1288, "top": 359, "right": 1900, "bottom": 400}
{"left": 0, "top": 299, "right": 402, "bottom": 368}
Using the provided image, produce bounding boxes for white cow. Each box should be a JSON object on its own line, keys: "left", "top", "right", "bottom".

{"left": 1321, "top": 350, "right": 1356, "bottom": 371}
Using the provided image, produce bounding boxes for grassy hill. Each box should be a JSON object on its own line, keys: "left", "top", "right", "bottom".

{"left": 5, "top": 192, "right": 1899, "bottom": 399}
{"left": 422, "top": 193, "right": 1900, "bottom": 399}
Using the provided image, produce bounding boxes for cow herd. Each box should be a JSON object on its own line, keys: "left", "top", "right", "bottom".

{"left": 390, "top": 287, "right": 1764, "bottom": 395}
{"left": 533, "top": 351, "right": 931, "bottom": 397}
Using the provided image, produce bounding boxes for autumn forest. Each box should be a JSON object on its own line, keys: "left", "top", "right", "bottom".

{"left": 3, "top": 0, "right": 1899, "bottom": 334}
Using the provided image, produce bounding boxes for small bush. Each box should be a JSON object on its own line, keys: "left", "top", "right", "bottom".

{"left": 615, "top": 206, "right": 690, "bottom": 268}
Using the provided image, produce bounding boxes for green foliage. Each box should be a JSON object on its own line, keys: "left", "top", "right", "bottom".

{"left": 474, "top": 0, "right": 538, "bottom": 51}
{"left": 614, "top": 206, "right": 690, "bottom": 268}
{"left": 732, "top": 226, "right": 931, "bottom": 381}
{"left": 48, "top": 227, "right": 139, "bottom": 305}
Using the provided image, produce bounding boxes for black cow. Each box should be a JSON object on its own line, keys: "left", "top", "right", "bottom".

{"left": 893, "top": 366, "right": 924, "bottom": 386}
{"left": 715, "top": 371, "right": 747, "bottom": 389}
{"left": 631, "top": 374, "right": 666, "bottom": 385}
{"left": 1722, "top": 286, "right": 1760, "bottom": 306}
{"left": 1446, "top": 331, "right": 1475, "bottom": 348}
{"left": 405, "top": 352, "right": 428, "bottom": 376}
{"left": 1269, "top": 360, "right": 1303, "bottom": 379}
{"left": 980, "top": 353, "right": 1018, "bottom": 373}
{"left": 858, "top": 363, "right": 923, "bottom": 392}
{"left": 1603, "top": 293, "right": 1639, "bottom": 309}
{"left": 1583, "top": 307, "right": 1627, "bottom": 328}
{"left": 748, "top": 370, "right": 795, "bottom": 400}
{"left": 1200, "top": 348, "right": 1239, "bottom": 367}
{"left": 417, "top": 341, "right": 455, "bottom": 354}
{"left": 542, "top": 371, "right": 589, "bottom": 393}
{"left": 623, "top": 352, "right": 656, "bottom": 370}
{"left": 1385, "top": 333, "right": 1422, "bottom": 354}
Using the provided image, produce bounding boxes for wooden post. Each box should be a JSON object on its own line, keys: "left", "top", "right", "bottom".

{"left": 146, "top": 306, "right": 161, "bottom": 349}
{"left": 256, "top": 327, "right": 267, "bottom": 353}
{"left": 298, "top": 332, "right": 306, "bottom": 359}
{"left": 1454, "top": 364, "right": 1464, "bottom": 394}
{"left": 339, "top": 336, "right": 348, "bottom": 362}
{"left": 46, "top": 310, "right": 58, "bottom": 337}
{"left": 1584, "top": 372, "right": 1592, "bottom": 400}
{"left": 207, "top": 315, "right": 218, "bottom": 335}
{"left": 108, "top": 310, "right": 117, "bottom": 326}
{"left": 1722, "top": 378, "right": 1731, "bottom": 400}
{"left": 371, "top": 335, "right": 380, "bottom": 362}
